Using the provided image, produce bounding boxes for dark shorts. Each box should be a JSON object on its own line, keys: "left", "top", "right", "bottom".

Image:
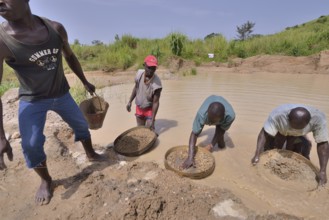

{"left": 264, "top": 134, "right": 311, "bottom": 159}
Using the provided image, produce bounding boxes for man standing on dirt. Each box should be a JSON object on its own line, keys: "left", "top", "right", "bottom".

{"left": 182, "top": 95, "right": 235, "bottom": 169}
{"left": 251, "top": 104, "right": 329, "bottom": 186}
{"left": 0, "top": 0, "right": 105, "bottom": 205}
{"left": 126, "top": 55, "right": 162, "bottom": 131}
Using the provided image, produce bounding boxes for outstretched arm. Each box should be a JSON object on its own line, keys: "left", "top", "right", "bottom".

{"left": 317, "top": 141, "right": 329, "bottom": 186}
{"left": 50, "top": 20, "right": 95, "bottom": 95}
{"left": 252, "top": 128, "right": 272, "bottom": 165}
{"left": 126, "top": 83, "right": 138, "bottom": 112}
{"left": 182, "top": 131, "right": 199, "bottom": 169}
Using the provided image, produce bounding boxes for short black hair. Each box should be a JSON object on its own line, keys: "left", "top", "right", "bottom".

{"left": 208, "top": 102, "right": 225, "bottom": 120}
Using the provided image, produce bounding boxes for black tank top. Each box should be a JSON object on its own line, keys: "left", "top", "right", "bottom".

{"left": 0, "top": 16, "right": 69, "bottom": 101}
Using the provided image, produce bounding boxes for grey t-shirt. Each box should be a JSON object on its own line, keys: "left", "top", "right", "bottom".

{"left": 263, "top": 104, "right": 328, "bottom": 143}
{"left": 135, "top": 69, "right": 162, "bottom": 109}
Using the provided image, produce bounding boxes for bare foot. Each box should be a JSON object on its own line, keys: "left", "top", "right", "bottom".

{"left": 35, "top": 179, "right": 52, "bottom": 206}
{"left": 87, "top": 152, "right": 108, "bottom": 162}
{"left": 218, "top": 145, "right": 225, "bottom": 149}
{"left": 218, "top": 140, "right": 226, "bottom": 149}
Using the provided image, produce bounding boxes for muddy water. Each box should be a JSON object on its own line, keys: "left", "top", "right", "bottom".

{"left": 91, "top": 68, "right": 329, "bottom": 219}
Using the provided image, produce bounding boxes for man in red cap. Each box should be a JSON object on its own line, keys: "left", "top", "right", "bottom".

{"left": 126, "top": 55, "right": 162, "bottom": 130}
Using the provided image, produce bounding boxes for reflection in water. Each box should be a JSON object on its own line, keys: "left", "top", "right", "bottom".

{"left": 91, "top": 71, "right": 329, "bottom": 218}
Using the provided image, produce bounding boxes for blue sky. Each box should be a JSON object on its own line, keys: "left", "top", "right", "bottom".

{"left": 3, "top": 0, "right": 329, "bottom": 44}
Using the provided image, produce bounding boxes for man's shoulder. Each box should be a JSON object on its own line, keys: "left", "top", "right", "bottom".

{"left": 136, "top": 69, "right": 144, "bottom": 74}
{"left": 309, "top": 107, "right": 326, "bottom": 125}
{"left": 136, "top": 69, "right": 144, "bottom": 78}
{"left": 41, "top": 17, "right": 62, "bottom": 31}
{"left": 154, "top": 72, "right": 162, "bottom": 81}
{"left": 152, "top": 73, "right": 162, "bottom": 87}
{"left": 38, "top": 16, "right": 65, "bottom": 39}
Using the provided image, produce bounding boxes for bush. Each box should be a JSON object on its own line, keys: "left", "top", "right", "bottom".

{"left": 0, "top": 81, "right": 18, "bottom": 96}
{"left": 169, "top": 33, "right": 186, "bottom": 56}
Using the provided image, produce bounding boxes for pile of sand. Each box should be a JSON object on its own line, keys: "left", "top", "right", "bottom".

{"left": 257, "top": 149, "right": 318, "bottom": 191}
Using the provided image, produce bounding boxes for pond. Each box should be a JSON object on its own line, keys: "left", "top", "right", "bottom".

{"left": 91, "top": 69, "right": 329, "bottom": 218}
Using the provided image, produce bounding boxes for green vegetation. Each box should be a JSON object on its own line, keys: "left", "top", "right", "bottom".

{"left": 236, "top": 21, "right": 256, "bottom": 41}
{"left": 1, "top": 15, "right": 329, "bottom": 98}
{"left": 70, "top": 83, "right": 88, "bottom": 105}
{"left": 182, "top": 68, "right": 198, "bottom": 77}
{"left": 0, "top": 64, "right": 18, "bottom": 96}
{"left": 0, "top": 80, "right": 18, "bottom": 96}
{"left": 66, "top": 14, "right": 329, "bottom": 71}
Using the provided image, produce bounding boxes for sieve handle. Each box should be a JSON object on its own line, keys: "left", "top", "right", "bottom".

{"left": 93, "top": 92, "right": 103, "bottom": 111}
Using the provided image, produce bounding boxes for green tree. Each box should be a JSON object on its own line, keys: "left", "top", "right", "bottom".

{"left": 73, "top": 39, "right": 80, "bottom": 45}
{"left": 236, "top": 21, "right": 255, "bottom": 40}
{"left": 170, "top": 33, "right": 185, "bottom": 56}
{"left": 91, "top": 40, "right": 103, "bottom": 45}
{"left": 204, "top": 32, "right": 222, "bottom": 40}
{"left": 114, "top": 34, "right": 120, "bottom": 41}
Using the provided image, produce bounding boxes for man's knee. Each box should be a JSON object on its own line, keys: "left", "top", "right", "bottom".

{"left": 22, "top": 141, "right": 46, "bottom": 168}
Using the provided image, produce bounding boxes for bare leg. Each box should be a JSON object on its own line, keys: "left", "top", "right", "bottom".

{"left": 136, "top": 116, "right": 146, "bottom": 126}
{"left": 33, "top": 160, "right": 52, "bottom": 206}
{"left": 288, "top": 136, "right": 311, "bottom": 160}
{"left": 273, "top": 133, "right": 286, "bottom": 149}
{"left": 145, "top": 118, "right": 152, "bottom": 128}
{"left": 217, "top": 133, "right": 225, "bottom": 149}
{"left": 285, "top": 136, "right": 298, "bottom": 151}
{"left": 80, "top": 138, "right": 104, "bottom": 161}
{"left": 214, "top": 126, "right": 225, "bottom": 149}
{"left": 301, "top": 137, "right": 312, "bottom": 160}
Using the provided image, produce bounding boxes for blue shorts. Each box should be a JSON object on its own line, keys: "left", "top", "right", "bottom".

{"left": 18, "top": 92, "right": 90, "bottom": 168}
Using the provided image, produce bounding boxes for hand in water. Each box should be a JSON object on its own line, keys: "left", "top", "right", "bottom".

{"left": 182, "top": 157, "right": 195, "bottom": 169}
{"left": 251, "top": 155, "right": 259, "bottom": 165}
{"left": 317, "top": 171, "right": 327, "bottom": 186}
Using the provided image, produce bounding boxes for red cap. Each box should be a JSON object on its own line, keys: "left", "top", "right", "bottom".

{"left": 144, "top": 55, "right": 158, "bottom": 67}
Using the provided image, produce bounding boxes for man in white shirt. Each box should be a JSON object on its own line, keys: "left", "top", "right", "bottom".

{"left": 251, "top": 104, "right": 329, "bottom": 186}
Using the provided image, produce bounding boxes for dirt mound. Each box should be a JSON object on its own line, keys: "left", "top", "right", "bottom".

{"left": 228, "top": 50, "right": 329, "bottom": 74}
{"left": 257, "top": 150, "right": 318, "bottom": 191}
{"left": 165, "top": 56, "right": 197, "bottom": 74}
{"left": 59, "top": 159, "right": 305, "bottom": 220}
